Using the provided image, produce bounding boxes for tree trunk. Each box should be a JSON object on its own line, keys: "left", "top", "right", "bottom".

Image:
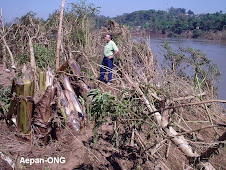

{"left": 2, "top": 38, "right": 15, "bottom": 69}
{"left": 28, "top": 35, "right": 36, "bottom": 70}
{"left": 55, "top": 0, "right": 66, "bottom": 69}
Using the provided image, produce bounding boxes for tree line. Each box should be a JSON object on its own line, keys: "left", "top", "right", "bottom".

{"left": 99, "top": 7, "right": 226, "bottom": 38}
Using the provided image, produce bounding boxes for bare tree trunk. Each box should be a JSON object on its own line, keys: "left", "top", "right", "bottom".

{"left": 55, "top": 0, "right": 66, "bottom": 70}
{"left": 28, "top": 35, "right": 36, "bottom": 70}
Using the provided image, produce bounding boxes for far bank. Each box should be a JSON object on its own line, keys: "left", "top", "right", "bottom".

{"left": 131, "top": 29, "right": 226, "bottom": 41}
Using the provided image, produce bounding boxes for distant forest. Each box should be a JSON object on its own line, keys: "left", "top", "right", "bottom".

{"left": 96, "top": 7, "right": 226, "bottom": 38}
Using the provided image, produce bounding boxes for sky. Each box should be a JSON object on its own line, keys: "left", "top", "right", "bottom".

{"left": 1, "top": 0, "right": 226, "bottom": 22}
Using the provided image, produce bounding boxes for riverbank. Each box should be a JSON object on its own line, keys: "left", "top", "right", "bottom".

{"left": 132, "top": 29, "right": 226, "bottom": 41}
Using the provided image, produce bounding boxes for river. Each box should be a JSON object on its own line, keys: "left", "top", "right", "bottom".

{"left": 149, "top": 38, "right": 226, "bottom": 100}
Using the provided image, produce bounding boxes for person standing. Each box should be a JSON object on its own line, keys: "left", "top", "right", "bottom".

{"left": 99, "top": 34, "right": 119, "bottom": 84}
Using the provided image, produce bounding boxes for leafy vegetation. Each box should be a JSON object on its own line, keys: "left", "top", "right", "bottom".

{"left": 161, "top": 41, "right": 221, "bottom": 94}
{"left": 0, "top": 87, "right": 11, "bottom": 115}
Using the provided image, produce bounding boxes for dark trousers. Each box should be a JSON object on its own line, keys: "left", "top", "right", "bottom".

{"left": 99, "top": 57, "right": 113, "bottom": 83}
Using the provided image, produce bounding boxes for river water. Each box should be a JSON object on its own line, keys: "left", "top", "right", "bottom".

{"left": 149, "top": 38, "right": 226, "bottom": 100}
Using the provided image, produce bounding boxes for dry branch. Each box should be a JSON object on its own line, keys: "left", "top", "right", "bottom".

{"left": 2, "top": 36, "right": 15, "bottom": 68}
{"left": 0, "top": 12, "right": 16, "bottom": 68}
{"left": 172, "top": 91, "right": 207, "bottom": 102}
{"left": 124, "top": 73, "right": 199, "bottom": 157}
{"left": 174, "top": 124, "right": 226, "bottom": 137}
{"left": 72, "top": 51, "right": 98, "bottom": 77}
{"left": 148, "top": 99, "right": 226, "bottom": 116}
{"left": 56, "top": 0, "right": 66, "bottom": 69}
{"left": 197, "top": 132, "right": 226, "bottom": 162}
{"left": 2, "top": 45, "right": 7, "bottom": 69}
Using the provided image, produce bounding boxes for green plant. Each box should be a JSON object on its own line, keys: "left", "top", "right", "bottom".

{"left": 0, "top": 86, "right": 11, "bottom": 116}
{"left": 192, "top": 29, "right": 203, "bottom": 38}
{"left": 87, "top": 89, "right": 113, "bottom": 143}
{"left": 161, "top": 41, "right": 186, "bottom": 74}
{"left": 33, "top": 44, "right": 56, "bottom": 68}
{"left": 65, "top": 0, "right": 100, "bottom": 50}
{"left": 161, "top": 42, "right": 220, "bottom": 94}
{"left": 15, "top": 53, "right": 29, "bottom": 65}
{"left": 181, "top": 47, "right": 221, "bottom": 93}
{"left": 86, "top": 87, "right": 154, "bottom": 147}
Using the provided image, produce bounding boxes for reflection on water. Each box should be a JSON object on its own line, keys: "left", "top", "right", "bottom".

{"left": 150, "top": 38, "right": 226, "bottom": 100}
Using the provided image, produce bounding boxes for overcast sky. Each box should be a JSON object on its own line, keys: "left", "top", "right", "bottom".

{"left": 1, "top": 0, "right": 226, "bottom": 22}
